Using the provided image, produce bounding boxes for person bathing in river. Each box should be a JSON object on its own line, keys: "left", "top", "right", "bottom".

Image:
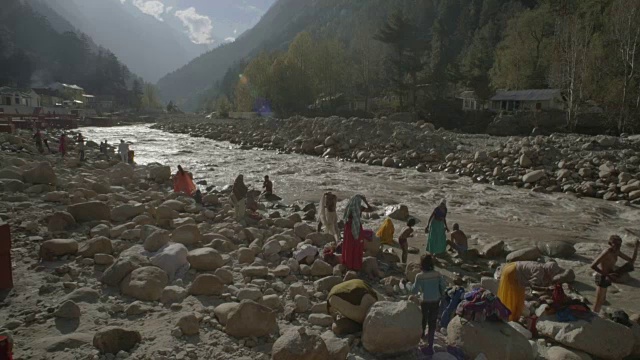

{"left": 342, "top": 194, "right": 374, "bottom": 271}
{"left": 398, "top": 218, "right": 416, "bottom": 264}
{"left": 447, "top": 223, "right": 468, "bottom": 256}
{"left": 426, "top": 200, "right": 448, "bottom": 256}
{"left": 260, "top": 175, "right": 281, "bottom": 201}
{"left": 497, "top": 261, "right": 564, "bottom": 321}
{"left": 118, "top": 139, "right": 129, "bottom": 163}
{"left": 173, "top": 165, "right": 197, "bottom": 196}
{"left": 318, "top": 192, "right": 339, "bottom": 241}
{"left": 591, "top": 235, "right": 639, "bottom": 313}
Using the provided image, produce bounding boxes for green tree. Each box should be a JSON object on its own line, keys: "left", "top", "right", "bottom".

{"left": 131, "top": 79, "right": 143, "bottom": 111}
{"left": 374, "top": 11, "right": 419, "bottom": 110}
{"left": 142, "top": 83, "right": 162, "bottom": 109}
{"left": 352, "top": 25, "right": 385, "bottom": 111}
{"left": 216, "top": 96, "right": 232, "bottom": 118}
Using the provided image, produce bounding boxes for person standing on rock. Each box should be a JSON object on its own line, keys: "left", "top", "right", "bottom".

{"left": 497, "top": 261, "right": 563, "bottom": 321}
{"left": 33, "top": 129, "right": 44, "bottom": 153}
{"left": 58, "top": 133, "right": 67, "bottom": 157}
{"left": 118, "top": 139, "right": 129, "bottom": 163}
{"left": 426, "top": 200, "right": 448, "bottom": 256}
{"left": 231, "top": 175, "right": 248, "bottom": 224}
{"left": 342, "top": 194, "right": 373, "bottom": 271}
{"left": 77, "top": 134, "right": 85, "bottom": 161}
{"left": 173, "top": 165, "right": 197, "bottom": 196}
{"left": 591, "top": 235, "right": 639, "bottom": 313}
{"left": 406, "top": 254, "right": 446, "bottom": 355}
{"left": 318, "top": 192, "right": 339, "bottom": 241}
{"left": 398, "top": 218, "right": 416, "bottom": 264}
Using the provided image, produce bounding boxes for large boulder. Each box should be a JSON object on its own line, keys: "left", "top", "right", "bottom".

{"left": 506, "top": 247, "right": 541, "bottom": 262}
{"left": 187, "top": 248, "right": 224, "bottom": 271}
{"left": 111, "top": 204, "right": 145, "bottom": 223}
{"left": 320, "top": 331, "right": 350, "bottom": 360}
{"left": 120, "top": 266, "right": 168, "bottom": 301}
{"left": 523, "top": 170, "right": 546, "bottom": 183}
{"left": 172, "top": 224, "right": 201, "bottom": 245}
{"left": 54, "top": 300, "right": 81, "bottom": 319}
{"left": 47, "top": 211, "right": 76, "bottom": 233}
{"left": 92, "top": 327, "right": 141, "bottom": 354}
{"left": 272, "top": 327, "right": 331, "bottom": 360}
{"left": 188, "top": 274, "right": 224, "bottom": 296}
{"left": 482, "top": 241, "right": 505, "bottom": 258}
{"left": 78, "top": 237, "right": 113, "bottom": 258}
{"left": 536, "top": 315, "right": 633, "bottom": 360}
{"left": 23, "top": 161, "right": 56, "bottom": 185}
{"left": 384, "top": 205, "right": 410, "bottom": 221}
{"left": 310, "top": 259, "right": 333, "bottom": 277}
{"left": 294, "top": 223, "right": 314, "bottom": 240}
{"left": 101, "top": 253, "right": 150, "bottom": 287}
{"left": 547, "top": 346, "right": 592, "bottom": 360}
{"left": 447, "top": 316, "right": 533, "bottom": 360}
{"left": 148, "top": 165, "right": 171, "bottom": 183}
{"left": 143, "top": 230, "right": 170, "bottom": 252}
{"left": 225, "top": 300, "right": 277, "bottom": 338}
{"left": 150, "top": 243, "right": 189, "bottom": 281}
{"left": 314, "top": 276, "right": 342, "bottom": 293}
{"left": 0, "top": 168, "right": 23, "bottom": 181}
{"left": 214, "top": 302, "right": 239, "bottom": 325}
{"left": 306, "top": 232, "right": 335, "bottom": 247}
{"left": 537, "top": 241, "right": 576, "bottom": 258}
{"left": 160, "top": 285, "right": 188, "bottom": 305}
{"left": 68, "top": 201, "right": 110, "bottom": 222}
{"left": 39, "top": 239, "right": 78, "bottom": 260}
{"left": 362, "top": 301, "right": 422, "bottom": 355}
{"left": 176, "top": 313, "right": 200, "bottom": 336}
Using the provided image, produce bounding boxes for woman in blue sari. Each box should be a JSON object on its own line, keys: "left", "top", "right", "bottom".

{"left": 426, "top": 200, "right": 448, "bottom": 255}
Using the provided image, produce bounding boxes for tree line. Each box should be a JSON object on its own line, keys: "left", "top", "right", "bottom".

{"left": 205, "top": 0, "right": 639, "bottom": 133}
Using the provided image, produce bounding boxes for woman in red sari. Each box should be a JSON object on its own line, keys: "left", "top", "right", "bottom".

{"left": 173, "top": 165, "right": 197, "bottom": 195}
{"left": 58, "top": 134, "right": 66, "bottom": 157}
{"left": 341, "top": 194, "right": 374, "bottom": 271}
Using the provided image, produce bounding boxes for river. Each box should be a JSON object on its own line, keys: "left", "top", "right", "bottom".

{"left": 81, "top": 124, "right": 640, "bottom": 312}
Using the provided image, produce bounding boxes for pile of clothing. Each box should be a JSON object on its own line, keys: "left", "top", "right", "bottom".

{"left": 455, "top": 287, "right": 511, "bottom": 322}
{"left": 540, "top": 284, "right": 593, "bottom": 322}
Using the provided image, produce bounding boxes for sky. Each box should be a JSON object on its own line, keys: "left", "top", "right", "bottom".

{"left": 120, "top": 0, "right": 275, "bottom": 44}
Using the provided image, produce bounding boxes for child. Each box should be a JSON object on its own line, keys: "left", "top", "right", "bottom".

{"left": 408, "top": 254, "right": 446, "bottom": 355}
{"left": 591, "top": 235, "right": 639, "bottom": 313}
{"left": 447, "top": 223, "right": 468, "bottom": 256}
{"left": 398, "top": 218, "right": 416, "bottom": 263}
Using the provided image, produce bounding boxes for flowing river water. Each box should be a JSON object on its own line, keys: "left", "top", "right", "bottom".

{"left": 82, "top": 124, "right": 640, "bottom": 312}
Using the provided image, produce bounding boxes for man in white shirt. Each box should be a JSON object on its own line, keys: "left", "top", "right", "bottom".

{"left": 118, "top": 139, "right": 129, "bottom": 163}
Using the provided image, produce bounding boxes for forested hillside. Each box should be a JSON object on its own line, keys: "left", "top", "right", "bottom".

{"left": 160, "top": 0, "right": 640, "bottom": 132}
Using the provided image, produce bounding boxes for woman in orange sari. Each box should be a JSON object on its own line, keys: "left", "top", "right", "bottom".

{"left": 173, "top": 165, "right": 197, "bottom": 195}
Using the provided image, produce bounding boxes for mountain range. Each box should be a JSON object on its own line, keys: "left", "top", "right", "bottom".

{"left": 29, "top": 0, "right": 275, "bottom": 83}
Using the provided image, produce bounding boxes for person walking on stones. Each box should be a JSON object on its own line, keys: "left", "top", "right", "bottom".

{"left": 407, "top": 253, "right": 446, "bottom": 355}
{"left": 33, "top": 129, "right": 44, "bottom": 153}
{"left": 426, "top": 199, "right": 448, "bottom": 256}
{"left": 319, "top": 191, "right": 339, "bottom": 241}
{"left": 497, "top": 261, "right": 563, "bottom": 321}
{"left": 342, "top": 194, "right": 373, "bottom": 271}
{"left": 118, "top": 139, "right": 129, "bottom": 163}
{"left": 58, "top": 133, "right": 67, "bottom": 158}
{"left": 231, "top": 175, "right": 248, "bottom": 225}
{"left": 591, "top": 235, "right": 639, "bottom": 313}
{"left": 77, "top": 133, "right": 85, "bottom": 161}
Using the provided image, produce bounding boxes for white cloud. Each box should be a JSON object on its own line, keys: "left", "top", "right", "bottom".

{"left": 174, "top": 7, "right": 214, "bottom": 45}
{"left": 165, "top": 6, "right": 173, "bottom": 14}
{"left": 225, "top": 37, "right": 236, "bottom": 42}
{"left": 132, "top": 0, "right": 165, "bottom": 21}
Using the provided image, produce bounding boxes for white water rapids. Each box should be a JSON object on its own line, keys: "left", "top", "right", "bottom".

{"left": 81, "top": 124, "right": 640, "bottom": 312}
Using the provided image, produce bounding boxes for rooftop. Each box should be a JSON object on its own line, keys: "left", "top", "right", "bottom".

{"left": 491, "top": 89, "right": 562, "bottom": 101}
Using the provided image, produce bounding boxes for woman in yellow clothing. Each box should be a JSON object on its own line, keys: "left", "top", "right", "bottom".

{"left": 497, "top": 261, "right": 563, "bottom": 321}
{"left": 376, "top": 218, "right": 395, "bottom": 246}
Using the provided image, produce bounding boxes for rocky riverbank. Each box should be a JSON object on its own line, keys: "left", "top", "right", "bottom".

{"left": 2, "top": 128, "right": 640, "bottom": 360}
{"left": 153, "top": 116, "right": 640, "bottom": 205}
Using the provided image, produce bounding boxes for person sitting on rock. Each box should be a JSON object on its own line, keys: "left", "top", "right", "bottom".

{"left": 173, "top": 165, "right": 197, "bottom": 196}
{"left": 591, "top": 235, "right": 639, "bottom": 313}
{"left": 398, "top": 219, "right": 416, "bottom": 264}
{"left": 327, "top": 279, "right": 378, "bottom": 325}
{"left": 262, "top": 175, "right": 273, "bottom": 195}
{"left": 406, "top": 253, "right": 446, "bottom": 355}
{"left": 497, "top": 261, "right": 564, "bottom": 321}
{"left": 447, "top": 223, "right": 468, "bottom": 256}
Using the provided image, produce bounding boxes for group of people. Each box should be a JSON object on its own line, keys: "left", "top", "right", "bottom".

{"left": 31, "top": 130, "right": 133, "bottom": 165}
{"left": 313, "top": 193, "right": 640, "bottom": 353}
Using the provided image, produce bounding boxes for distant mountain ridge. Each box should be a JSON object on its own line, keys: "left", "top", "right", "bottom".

{"left": 29, "top": 0, "right": 212, "bottom": 83}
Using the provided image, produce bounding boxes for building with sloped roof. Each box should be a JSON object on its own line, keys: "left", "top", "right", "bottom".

{"left": 490, "top": 89, "right": 565, "bottom": 112}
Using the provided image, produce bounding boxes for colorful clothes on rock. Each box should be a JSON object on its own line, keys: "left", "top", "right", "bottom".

{"left": 342, "top": 218, "right": 364, "bottom": 271}
{"left": 376, "top": 218, "right": 395, "bottom": 246}
{"left": 456, "top": 287, "right": 511, "bottom": 322}
{"left": 440, "top": 287, "right": 465, "bottom": 328}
